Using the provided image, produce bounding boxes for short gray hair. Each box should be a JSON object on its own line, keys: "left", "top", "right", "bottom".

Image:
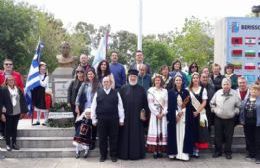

{"left": 222, "top": 78, "right": 231, "bottom": 86}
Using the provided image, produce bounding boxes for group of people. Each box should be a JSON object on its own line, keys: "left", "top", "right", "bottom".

{"left": 67, "top": 50, "right": 260, "bottom": 164}
{"left": 0, "top": 50, "right": 259, "bottom": 164}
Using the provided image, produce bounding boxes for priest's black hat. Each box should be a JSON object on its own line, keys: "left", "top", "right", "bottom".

{"left": 128, "top": 69, "right": 139, "bottom": 76}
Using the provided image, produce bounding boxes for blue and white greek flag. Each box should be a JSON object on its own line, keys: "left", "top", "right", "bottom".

{"left": 24, "top": 41, "right": 44, "bottom": 115}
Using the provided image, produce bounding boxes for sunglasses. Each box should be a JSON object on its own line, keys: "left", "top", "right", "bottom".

{"left": 76, "top": 71, "right": 84, "bottom": 73}
{"left": 4, "top": 63, "right": 13, "bottom": 66}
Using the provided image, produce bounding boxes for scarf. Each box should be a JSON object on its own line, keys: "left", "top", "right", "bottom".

{"left": 8, "top": 86, "right": 18, "bottom": 107}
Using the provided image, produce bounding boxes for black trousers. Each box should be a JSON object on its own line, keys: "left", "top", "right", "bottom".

{"left": 214, "top": 116, "right": 235, "bottom": 155}
{"left": 5, "top": 114, "right": 20, "bottom": 146}
{"left": 244, "top": 123, "right": 260, "bottom": 159}
{"left": 97, "top": 118, "right": 119, "bottom": 158}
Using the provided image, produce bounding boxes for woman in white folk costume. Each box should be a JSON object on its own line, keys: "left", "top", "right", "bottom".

{"left": 167, "top": 73, "right": 193, "bottom": 161}
{"left": 32, "top": 62, "right": 49, "bottom": 126}
{"left": 189, "top": 72, "right": 209, "bottom": 157}
{"left": 147, "top": 75, "right": 168, "bottom": 159}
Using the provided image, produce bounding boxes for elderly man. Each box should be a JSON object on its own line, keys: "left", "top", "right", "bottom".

{"left": 210, "top": 78, "right": 241, "bottom": 159}
{"left": 118, "top": 69, "right": 150, "bottom": 160}
{"left": 72, "top": 54, "right": 92, "bottom": 77}
{"left": 137, "top": 64, "right": 152, "bottom": 92}
{"left": 91, "top": 76, "right": 124, "bottom": 162}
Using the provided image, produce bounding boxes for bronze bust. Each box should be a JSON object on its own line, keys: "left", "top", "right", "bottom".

{"left": 56, "top": 41, "right": 76, "bottom": 67}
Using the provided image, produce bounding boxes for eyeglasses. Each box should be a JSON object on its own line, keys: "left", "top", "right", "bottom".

{"left": 4, "top": 63, "right": 13, "bottom": 66}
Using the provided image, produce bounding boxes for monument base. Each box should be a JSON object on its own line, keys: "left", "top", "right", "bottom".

{"left": 52, "top": 67, "right": 74, "bottom": 103}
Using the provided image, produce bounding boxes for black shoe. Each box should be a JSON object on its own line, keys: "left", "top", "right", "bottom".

{"left": 212, "top": 152, "right": 222, "bottom": 158}
{"left": 153, "top": 153, "right": 158, "bottom": 159}
{"left": 89, "top": 143, "right": 96, "bottom": 150}
{"left": 225, "top": 154, "right": 232, "bottom": 160}
{"left": 111, "top": 157, "right": 117, "bottom": 162}
{"left": 42, "top": 123, "right": 47, "bottom": 126}
{"left": 12, "top": 144, "right": 20, "bottom": 150}
{"left": 157, "top": 153, "right": 163, "bottom": 158}
{"left": 75, "top": 153, "right": 80, "bottom": 159}
{"left": 6, "top": 145, "right": 12, "bottom": 151}
{"left": 99, "top": 156, "right": 106, "bottom": 162}
{"left": 32, "top": 122, "right": 40, "bottom": 126}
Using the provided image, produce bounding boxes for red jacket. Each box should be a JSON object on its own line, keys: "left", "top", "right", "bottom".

{"left": 0, "top": 70, "right": 24, "bottom": 92}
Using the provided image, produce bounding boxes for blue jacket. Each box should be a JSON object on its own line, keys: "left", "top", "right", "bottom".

{"left": 240, "top": 96, "right": 260, "bottom": 126}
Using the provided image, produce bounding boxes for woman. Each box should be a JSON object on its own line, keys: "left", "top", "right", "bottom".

{"left": 75, "top": 68, "right": 100, "bottom": 151}
{"left": 187, "top": 63, "right": 199, "bottom": 86}
{"left": 224, "top": 64, "right": 238, "bottom": 89}
{"left": 96, "top": 60, "right": 115, "bottom": 89}
{"left": 240, "top": 84, "right": 260, "bottom": 164}
{"left": 147, "top": 75, "right": 168, "bottom": 159}
{"left": 169, "top": 60, "right": 188, "bottom": 88}
{"left": 68, "top": 66, "right": 85, "bottom": 122}
{"left": 159, "top": 65, "right": 173, "bottom": 90}
{"left": 189, "top": 72, "right": 208, "bottom": 157}
{"left": 32, "top": 62, "right": 49, "bottom": 126}
{"left": 0, "top": 75, "right": 27, "bottom": 151}
{"left": 167, "top": 74, "right": 193, "bottom": 161}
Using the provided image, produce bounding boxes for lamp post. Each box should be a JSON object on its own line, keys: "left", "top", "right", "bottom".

{"left": 252, "top": 5, "right": 260, "bottom": 17}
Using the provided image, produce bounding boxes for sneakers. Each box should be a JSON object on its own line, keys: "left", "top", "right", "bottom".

{"left": 75, "top": 152, "right": 80, "bottom": 159}
{"left": 6, "top": 145, "right": 12, "bottom": 151}
{"left": 83, "top": 150, "right": 89, "bottom": 158}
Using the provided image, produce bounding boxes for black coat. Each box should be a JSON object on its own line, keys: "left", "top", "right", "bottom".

{"left": 167, "top": 88, "right": 193, "bottom": 155}
{"left": 0, "top": 86, "right": 28, "bottom": 115}
{"left": 67, "top": 79, "right": 83, "bottom": 105}
{"left": 118, "top": 84, "right": 149, "bottom": 160}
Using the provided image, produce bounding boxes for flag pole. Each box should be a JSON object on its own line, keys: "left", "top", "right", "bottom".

{"left": 137, "top": 0, "right": 143, "bottom": 51}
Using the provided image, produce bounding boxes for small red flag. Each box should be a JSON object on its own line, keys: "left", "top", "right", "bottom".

{"left": 231, "top": 37, "right": 243, "bottom": 45}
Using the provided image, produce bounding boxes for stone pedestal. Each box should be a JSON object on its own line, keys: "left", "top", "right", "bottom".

{"left": 52, "top": 67, "right": 73, "bottom": 103}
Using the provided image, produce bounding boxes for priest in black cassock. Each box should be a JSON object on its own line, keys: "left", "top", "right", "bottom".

{"left": 118, "top": 69, "right": 149, "bottom": 160}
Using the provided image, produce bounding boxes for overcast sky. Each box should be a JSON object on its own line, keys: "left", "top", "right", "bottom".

{"left": 19, "top": 0, "right": 259, "bottom": 35}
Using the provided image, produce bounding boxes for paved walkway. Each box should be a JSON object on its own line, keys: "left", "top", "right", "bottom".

{"left": 0, "top": 153, "right": 259, "bottom": 168}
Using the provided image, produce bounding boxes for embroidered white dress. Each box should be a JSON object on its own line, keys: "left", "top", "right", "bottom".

{"left": 147, "top": 87, "right": 168, "bottom": 152}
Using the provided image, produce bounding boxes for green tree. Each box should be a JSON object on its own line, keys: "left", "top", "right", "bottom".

{"left": 172, "top": 16, "right": 214, "bottom": 68}
{"left": 0, "top": 0, "right": 37, "bottom": 73}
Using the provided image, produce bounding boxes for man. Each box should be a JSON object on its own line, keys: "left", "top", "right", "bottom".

{"left": 200, "top": 72, "right": 215, "bottom": 133}
{"left": 72, "top": 54, "right": 92, "bottom": 77}
{"left": 236, "top": 76, "right": 250, "bottom": 156}
{"left": 210, "top": 63, "right": 224, "bottom": 92}
{"left": 118, "top": 69, "right": 149, "bottom": 160}
{"left": 137, "top": 64, "right": 152, "bottom": 92}
{"left": 109, "top": 51, "right": 126, "bottom": 90}
{"left": 0, "top": 58, "right": 24, "bottom": 91}
{"left": 210, "top": 78, "right": 241, "bottom": 159}
{"left": 91, "top": 76, "right": 124, "bottom": 162}
{"left": 130, "top": 50, "right": 151, "bottom": 74}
